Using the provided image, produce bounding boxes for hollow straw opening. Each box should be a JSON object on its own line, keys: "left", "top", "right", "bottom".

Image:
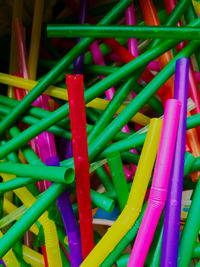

{"left": 64, "top": 168, "right": 75, "bottom": 184}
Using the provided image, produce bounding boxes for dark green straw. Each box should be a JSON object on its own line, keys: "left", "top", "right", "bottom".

{"left": 107, "top": 152, "right": 129, "bottom": 211}
{"left": 0, "top": 182, "right": 67, "bottom": 258}
{"left": 178, "top": 175, "right": 200, "bottom": 266}
{"left": 0, "top": 177, "right": 37, "bottom": 194}
{"left": 0, "top": 0, "right": 133, "bottom": 137}
{"left": 47, "top": 24, "right": 200, "bottom": 40}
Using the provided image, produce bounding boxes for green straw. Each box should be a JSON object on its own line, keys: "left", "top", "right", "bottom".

{"left": 0, "top": 104, "right": 71, "bottom": 139}
{"left": 0, "top": 0, "right": 133, "bottom": 137}
{"left": 90, "top": 189, "right": 115, "bottom": 213}
{"left": 178, "top": 175, "right": 200, "bottom": 266}
{"left": 0, "top": 177, "right": 35, "bottom": 194}
{"left": 0, "top": 182, "right": 67, "bottom": 258}
{"left": 0, "top": 161, "right": 74, "bottom": 184}
{"left": 184, "top": 152, "right": 196, "bottom": 176}
{"left": 47, "top": 24, "right": 200, "bottom": 40}
{"left": 107, "top": 152, "right": 129, "bottom": 211}
{"left": 192, "top": 243, "right": 200, "bottom": 259}
{"left": 95, "top": 166, "right": 114, "bottom": 192}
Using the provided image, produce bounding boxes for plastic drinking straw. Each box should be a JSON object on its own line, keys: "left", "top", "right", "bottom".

{"left": 0, "top": 232, "right": 20, "bottom": 267}
{"left": 140, "top": 0, "right": 174, "bottom": 97}
{"left": 160, "top": 58, "right": 189, "bottom": 267}
{"left": 0, "top": 38, "right": 199, "bottom": 162}
{"left": 107, "top": 152, "right": 129, "bottom": 211}
{"left": 28, "top": 0, "right": 44, "bottom": 80}
{"left": 0, "top": 75, "right": 149, "bottom": 126}
{"left": 45, "top": 156, "right": 83, "bottom": 267}
{"left": 8, "top": 0, "right": 23, "bottom": 98}
{"left": 0, "top": 259, "right": 6, "bottom": 267}
{"left": 0, "top": 0, "right": 133, "bottom": 137}
{"left": 22, "top": 245, "right": 45, "bottom": 267}
{"left": 47, "top": 24, "right": 200, "bottom": 40}
{"left": 100, "top": 202, "right": 147, "bottom": 267}
{"left": 0, "top": 182, "right": 66, "bottom": 260}
{"left": 80, "top": 118, "right": 162, "bottom": 266}
{"left": 0, "top": 161, "right": 74, "bottom": 184}
{"left": 66, "top": 74, "right": 94, "bottom": 258}
{"left": 125, "top": 2, "right": 138, "bottom": 57}
{"left": 128, "top": 99, "right": 181, "bottom": 267}
{"left": 73, "top": 0, "right": 88, "bottom": 74}
{"left": 178, "top": 174, "right": 200, "bottom": 266}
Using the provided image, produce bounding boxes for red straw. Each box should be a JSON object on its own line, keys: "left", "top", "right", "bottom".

{"left": 66, "top": 74, "right": 94, "bottom": 258}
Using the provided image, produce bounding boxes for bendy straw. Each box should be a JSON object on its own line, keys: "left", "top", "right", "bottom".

{"left": 80, "top": 118, "right": 162, "bottom": 266}
{"left": 161, "top": 58, "right": 189, "bottom": 267}
{"left": 128, "top": 99, "right": 181, "bottom": 267}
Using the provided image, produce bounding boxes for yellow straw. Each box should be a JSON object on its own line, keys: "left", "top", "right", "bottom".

{"left": 28, "top": 0, "right": 44, "bottom": 80}
{"left": 0, "top": 172, "right": 62, "bottom": 267}
{"left": 23, "top": 245, "right": 45, "bottom": 267}
{"left": 0, "top": 73, "right": 150, "bottom": 126}
{"left": 80, "top": 118, "right": 162, "bottom": 266}
{"left": 0, "top": 231, "right": 20, "bottom": 267}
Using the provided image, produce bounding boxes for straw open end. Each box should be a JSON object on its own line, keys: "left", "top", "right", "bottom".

{"left": 64, "top": 168, "right": 75, "bottom": 184}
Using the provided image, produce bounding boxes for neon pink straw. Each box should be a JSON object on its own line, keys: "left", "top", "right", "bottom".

{"left": 128, "top": 99, "right": 181, "bottom": 267}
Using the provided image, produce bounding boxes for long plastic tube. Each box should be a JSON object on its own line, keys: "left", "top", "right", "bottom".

{"left": 66, "top": 74, "right": 94, "bottom": 258}
{"left": 80, "top": 118, "right": 162, "bottom": 266}
{"left": 47, "top": 24, "right": 200, "bottom": 40}
{"left": 128, "top": 99, "right": 181, "bottom": 266}
{"left": 161, "top": 58, "right": 189, "bottom": 266}
{"left": 0, "top": 161, "right": 74, "bottom": 184}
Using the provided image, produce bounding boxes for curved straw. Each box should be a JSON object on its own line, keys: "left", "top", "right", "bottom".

{"left": 22, "top": 245, "right": 45, "bottom": 267}
{"left": 80, "top": 118, "right": 162, "bottom": 266}
{"left": 161, "top": 58, "right": 189, "bottom": 266}
{"left": 128, "top": 99, "right": 181, "bottom": 267}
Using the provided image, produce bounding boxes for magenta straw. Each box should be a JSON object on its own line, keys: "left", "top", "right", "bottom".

{"left": 127, "top": 99, "right": 181, "bottom": 267}
{"left": 161, "top": 58, "right": 189, "bottom": 267}
{"left": 125, "top": 2, "right": 138, "bottom": 58}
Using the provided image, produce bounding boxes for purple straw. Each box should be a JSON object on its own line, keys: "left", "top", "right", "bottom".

{"left": 161, "top": 58, "right": 189, "bottom": 267}
{"left": 45, "top": 156, "right": 82, "bottom": 267}
{"left": 73, "top": 0, "right": 89, "bottom": 74}
{"left": 0, "top": 259, "right": 6, "bottom": 267}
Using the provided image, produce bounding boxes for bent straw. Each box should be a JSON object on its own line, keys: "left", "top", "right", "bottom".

{"left": 0, "top": 74, "right": 149, "bottom": 125}
{"left": 161, "top": 58, "right": 189, "bottom": 266}
{"left": 0, "top": 0, "right": 133, "bottom": 137}
{"left": 128, "top": 99, "right": 181, "bottom": 267}
{"left": 66, "top": 74, "right": 94, "bottom": 258}
{"left": 101, "top": 202, "right": 147, "bottom": 267}
{"left": 80, "top": 118, "right": 162, "bottom": 266}
{"left": 22, "top": 245, "right": 45, "bottom": 267}
{"left": 47, "top": 24, "right": 200, "bottom": 40}
{"left": 0, "top": 38, "right": 199, "bottom": 161}
{"left": 0, "top": 161, "right": 74, "bottom": 184}
{"left": 0, "top": 183, "right": 66, "bottom": 261}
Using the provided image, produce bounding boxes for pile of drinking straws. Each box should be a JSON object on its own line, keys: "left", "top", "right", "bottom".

{"left": 2, "top": 0, "right": 200, "bottom": 266}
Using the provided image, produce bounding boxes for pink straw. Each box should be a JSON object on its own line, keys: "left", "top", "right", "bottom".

{"left": 128, "top": 99, "right": 181, "bottom": 267}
